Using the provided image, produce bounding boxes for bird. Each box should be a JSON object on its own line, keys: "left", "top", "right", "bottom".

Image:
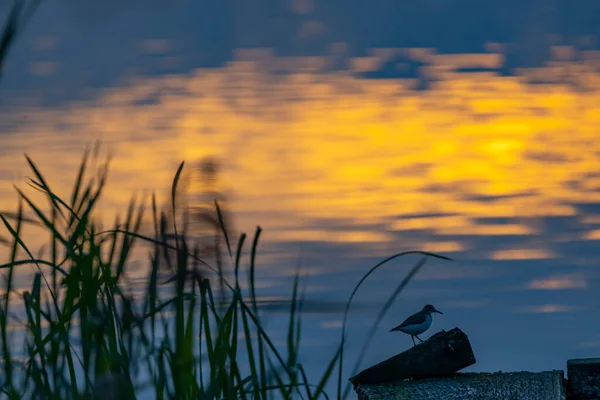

{"left": 390, "top": 304, "right": 443, "bottom": 346}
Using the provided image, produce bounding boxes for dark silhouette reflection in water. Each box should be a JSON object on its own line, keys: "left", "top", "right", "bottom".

{"left": 158, "top": 156, "right": 233, "bottom": 298}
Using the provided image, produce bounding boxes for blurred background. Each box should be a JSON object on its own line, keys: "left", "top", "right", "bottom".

{"left": 1, "top": 0, "right": 600, "bottom": 394}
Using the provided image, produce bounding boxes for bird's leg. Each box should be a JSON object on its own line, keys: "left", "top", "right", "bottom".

{"left": 411, "top": 336, "right": 416, "bottom": 346}
{"left": 415, "top": 335, "right": 424, "bottom": 344}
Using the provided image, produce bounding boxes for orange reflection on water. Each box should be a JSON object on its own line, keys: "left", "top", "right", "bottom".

{"left": 527, "top": 275, "right": 587, "bottom": 290}
{"left": 0, "top": 49, "right": 599, "bottom": 264}
{"left": 520, "top": 304, "right": 579, "bottom": 314}
{"left": 490, "top": 249, "right": 554, "bottom": 260}
{"left": 583, "top": 230, "right": 600, "bottom": 240}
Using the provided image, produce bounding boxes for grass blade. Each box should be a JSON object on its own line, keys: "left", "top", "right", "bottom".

{"left": 336, "top": 251, "right": 451, "bottom": 399}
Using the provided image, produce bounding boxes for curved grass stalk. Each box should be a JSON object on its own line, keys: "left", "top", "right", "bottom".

{"left": 336, "top": 251, "right": 452, "bottom": 400}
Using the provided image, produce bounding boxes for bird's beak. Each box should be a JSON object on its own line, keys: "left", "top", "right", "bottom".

{"left": 434, "top": 308, "right": 443, "bottom": 314}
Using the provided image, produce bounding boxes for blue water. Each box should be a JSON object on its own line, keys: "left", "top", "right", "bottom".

{"left": 1, "top": 0, "right": 600, "bottom": 398}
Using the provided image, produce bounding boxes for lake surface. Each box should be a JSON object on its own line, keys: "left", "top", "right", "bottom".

{"left": 1, "top": 1, "right": 600, "bottom": 397}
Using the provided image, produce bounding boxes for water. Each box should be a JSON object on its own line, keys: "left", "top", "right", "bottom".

{"left": 2, "top": 1, "right": 600, "bottom": 397}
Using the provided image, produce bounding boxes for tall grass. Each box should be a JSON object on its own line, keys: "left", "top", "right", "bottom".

{"left": 0, "top": 149, "right": 450, "bottom": 399}
{"left": 1, "top": 0, "right": 42, "bottom": 78}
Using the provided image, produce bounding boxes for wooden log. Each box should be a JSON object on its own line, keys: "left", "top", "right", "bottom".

{"left": 349, "top": 327, "right": 475, "bottom": 386}
{"left": 567, "top": 358, "right": 600, "bottom": 399}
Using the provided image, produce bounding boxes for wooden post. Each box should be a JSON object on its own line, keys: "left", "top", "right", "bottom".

{"left": 568, "top": 358, "right": 600, "bottom": 399}
{"left": 349, "top": 327, "right": 475, "bottom": 386}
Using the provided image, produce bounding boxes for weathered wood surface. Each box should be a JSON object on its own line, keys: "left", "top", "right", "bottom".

{"left": 568, "top": 358, "right": 600, "bottom": 399}
{"left": 355, "top": 371, "right": 566, "bottom": 400}
{"left": 349, "top": 327, "right": 475, "bottom": 386}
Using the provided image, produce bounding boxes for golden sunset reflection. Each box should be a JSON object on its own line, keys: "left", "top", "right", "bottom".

{"left": 520, "top": 304, "right": 580, "bottom": 314}
{"left": 490, "top": 249, "right": 555, "bottom": 260}
{"left": 583, "top": 230, "right": 600, "bottom": 240}
{"left": 1, "top": 50, "right": 600, "bottom": 282}
{"left": 527, "top": 275, "right": 587, "bottom": 290}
